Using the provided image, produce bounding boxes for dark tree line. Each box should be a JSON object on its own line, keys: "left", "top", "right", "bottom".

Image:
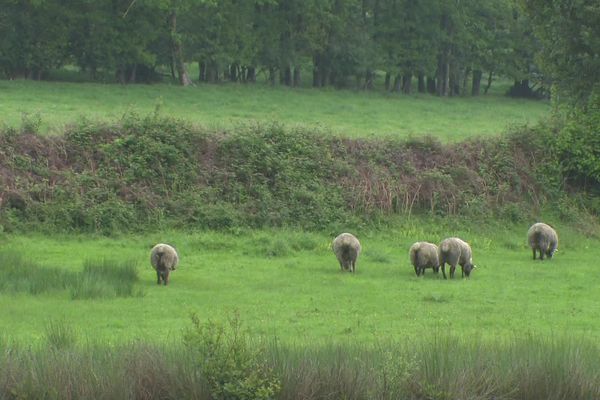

{"left": 0, "top": 0, "right": 564, "bottom": 97}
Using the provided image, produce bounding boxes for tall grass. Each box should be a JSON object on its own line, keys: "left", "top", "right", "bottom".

{"left": 71, "top": 258, "right": 142, "bottom": 299}
{"left": 1, "top": 334, "right": 598, "bottom": 399}
{"left": 0, "top": 251, "right": 72, "bottom": 294}
{"left": 0, "top": 250, "right": 142, "bottom": 299}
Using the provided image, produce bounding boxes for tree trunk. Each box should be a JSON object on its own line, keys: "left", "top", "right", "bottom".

{"left": 229, "top": 63, "right": 238, "bottom": 82}
{"left": 313, "top": 55, "right": 320, "bottom": 87}
{"left": 402, "top": 74, "right": 412, "bottom": 94}
{"left": 364, "top": 69, "right": 374, "bottom": 90}
{"left": 484, "top": 70, "right": 493, "bottom": 94}
{"left": 268, "top": 67, "right": 276, "bottom": 85}
{"left": 247, "top": 66, "right": 256, "bottom": 83}
{"left": 393, "top": 74, "right": 401, "bottom": 92}
{"left": 462, "top": 67, "right": 471, "bottom": 96}
{"left": 170, "top": 59, "right": 176, "bottom": 80}
{"left": 384, "top": 72, "right": 391, "bottom": 91}
{"left": 437, "top": 55, "right": 449, "bottom": 96}
{"left": 293, "top": 66, "right": 301, "bottom": 87}
{"left": 418, "top": 72, "right": 426, "bottom": 93}
{"left": 283, "top": 65, "right": 292, "bottom": 86}
{"left": 117, "top": 67, "right": 126, "bottom": 84}
{"left": 427, "top": 76, "right": 436, "bottom": 94}
{"left": 170, "top": 10, "right": 192, "bottom": 86}
{"left": 199, "top": 62, "right": 207, "bottom": 82}
{"left": 129, "top": 64, "right": 137, "bottom": 83}
{"left": 207, "top": 62, "right": 219, "bottom": 83}
{"left": 471, "top": 69, "right": 482, "bottom": 96}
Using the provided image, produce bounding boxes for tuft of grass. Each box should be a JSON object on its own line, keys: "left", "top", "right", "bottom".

{"left": 44, "top": 319, "right": 78, "bottom": 350}
{"left": 71, "top": 259, "right": 142, "bottom": 300}
{"left": 422, "top": 293, "right": 450, "bottom": 303}
{"left": 0, "top": 250, "right": 73, "bottom": 294}
{"left": 0, "top": 251, "right": 142, "bottom": 300}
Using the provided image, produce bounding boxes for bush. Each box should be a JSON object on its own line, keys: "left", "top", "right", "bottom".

{"left": 0, "top": 113, "right": 597, "bottom": 233}
{"left": 183, "top": 313, "right": 280, "bottom": 400}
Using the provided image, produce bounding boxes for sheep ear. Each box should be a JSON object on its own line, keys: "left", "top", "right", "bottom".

{"left": 473, "top": 264, "right": 478, "bottom": 269}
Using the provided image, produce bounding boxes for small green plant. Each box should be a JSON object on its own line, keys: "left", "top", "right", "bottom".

{"left": 375, "top": 347, "right": 420, "bottom": 400}
{"left": 183, "top": 312, "right": 280, "bottom": 400}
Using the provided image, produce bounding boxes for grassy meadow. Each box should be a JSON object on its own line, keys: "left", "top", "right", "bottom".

{"left": 1, "top": 219, "right": 598, "bottom": 346}
{"left": 1, "top": 77, "right": 598, "bottom": 398}
{"left": 0, "top": 79, "right": 549, "bottom": 140}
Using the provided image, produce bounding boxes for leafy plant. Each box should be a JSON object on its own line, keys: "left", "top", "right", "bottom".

{"left": 183, "top": 313, "right": 280, "bottom": 400}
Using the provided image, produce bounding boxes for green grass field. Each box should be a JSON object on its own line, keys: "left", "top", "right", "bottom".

{"left": 1, "top": 219, "right": 597, "bottom": 346}
{"left": 0, "top": 79, "right": 549, "bottom": 140}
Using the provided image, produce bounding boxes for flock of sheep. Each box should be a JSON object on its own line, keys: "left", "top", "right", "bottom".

{"left": 333, "top": 222, "right": 559, "bottom": 279}
{"left": 150, "top": 222, "right": 558, "bottom": 285}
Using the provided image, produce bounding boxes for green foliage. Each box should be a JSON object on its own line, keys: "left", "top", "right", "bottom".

{"left": 553, "top": 95, "right": 600, "bottom": 192}
{"left": 522, "top": 0, "right": 600, "bottom": 104}
{"left": 183, "top": 313, "right": 280, "bottom": 400}
{"left": 1, "top": 0, "right": 540, "bottom": 95}
{"left": 2, "top": 111, "right": 595, "bottom": 233}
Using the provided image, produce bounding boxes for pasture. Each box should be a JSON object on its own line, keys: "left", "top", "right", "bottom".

{"left": 1, "top": 219, "right": 598, "bottom": 346}
{"left": 0, "top": 79, "right": 549, "bottom": 140}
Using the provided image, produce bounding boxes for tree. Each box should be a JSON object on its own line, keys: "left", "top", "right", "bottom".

{"left": 521, "top": 0, "right": 600, "bottom": 104}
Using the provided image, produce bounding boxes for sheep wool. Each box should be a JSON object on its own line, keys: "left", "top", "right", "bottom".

{"left": 409, "top": 241, "right": 440, "bottom": 277}
{"left": 150, "top": 243, "right": 179, "bottom": 285}
{"left": 439, "top": 237, "right": 476, "bottom": 279}
{"left": 332, "top": 233, "right": 361, "bottom": 273}
{"left": 527, "top": 222, "right": 558, "bottom": 260}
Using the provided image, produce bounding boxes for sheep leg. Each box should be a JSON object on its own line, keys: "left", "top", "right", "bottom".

{"left": 532, "top": 248, "right": 537, "bottom": 260}
{"left": 156, "top": 270, "right": 162, "bottom": 285}
{"left": 450, "top": 265, "right": 456, "bottom": 279}
{"left": 414, "top": 266, "right": 419, "bottom": 276}
{"left": 351, "top": 261, "right": 356, "bottom": 273}
{"left": 441, "top": 263, "right": 447, "bottom": 280}
{"left": 539, "top": 250, "right": 545, "bottom": 260}
{"left": 163, "top": 270, "right": 170, "bottom": 285}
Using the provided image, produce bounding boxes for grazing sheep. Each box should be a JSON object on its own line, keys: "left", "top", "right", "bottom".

{"left": 150, "top": 243, "right": 179, "bottom": 285}
{"left": 439, "top": 237, "right": 476, "bottom": 279}
{"left": 332, "top": 233, "right": 361, "bottom": 273}
{"left": 527, "top": 222, "right": 558, "bottom": 260}
{"left": 409, "top": 242, "right": 440, "bottom": 277}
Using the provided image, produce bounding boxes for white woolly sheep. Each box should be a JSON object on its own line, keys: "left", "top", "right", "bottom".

{"left": 150, "top": 243, "right": 179, "bottom": 285}
{"left": 527, "top": 222, "right": 558, "bottom": 260}
{"left": 332, "top": 233, "right": 361, "bottom": 273}
{"left": 409, "top": 241, "right": 440, "bottom": 277}
{"left": 439, "top": 237, "right": 476, "bottom": 279}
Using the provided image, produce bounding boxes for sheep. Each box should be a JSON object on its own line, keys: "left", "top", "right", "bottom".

{"left": 150, "top": 243, "right": 179, "bottom": 285}
{"left": 439, "top": 237, "right": 476, "bottom": 279}
{"left": 332, "top": 233, "right": 361, "bottom": 273}
{"left": 527, "top": 222, "right": 558, "bottom": 260}
{"left": 409, "top": 241, "right": 440, "bottom": 277}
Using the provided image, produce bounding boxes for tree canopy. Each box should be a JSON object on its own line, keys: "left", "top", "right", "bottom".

{"left": 1, "top": 0, "right": 596, "bottom": 99}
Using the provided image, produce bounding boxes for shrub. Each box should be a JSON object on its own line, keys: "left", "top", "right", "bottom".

{"left": 183, "top": 313, "right": 280, "bottom": 400}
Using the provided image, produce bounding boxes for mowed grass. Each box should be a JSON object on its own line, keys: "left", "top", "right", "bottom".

{"left": 0, "top": 79, "right": 549, "bottom": 140}
{"left": 1, "top": 219, "right": 598, "bottom": 346}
